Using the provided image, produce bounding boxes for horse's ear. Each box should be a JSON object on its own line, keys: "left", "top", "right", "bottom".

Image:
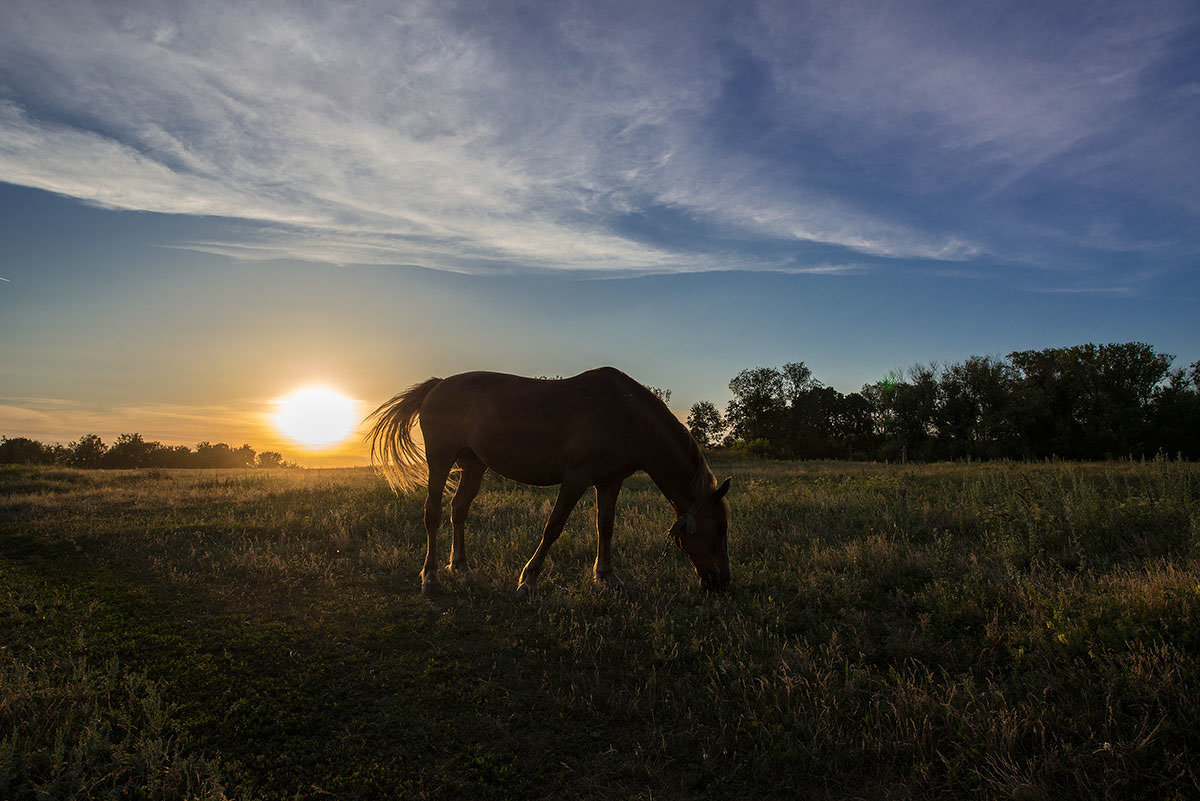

{"left": 712, "top": 477, "right": 731, "bottom": 501}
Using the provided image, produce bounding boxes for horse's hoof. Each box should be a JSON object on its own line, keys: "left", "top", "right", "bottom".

{"left": 421, "top": 579, "right": 443, "bottom": 596}
{"left": 515, "top": 583, "right": 536, "bottom": 599}
{"left": 446, "top": 563, "right": 475, "bottom": 579}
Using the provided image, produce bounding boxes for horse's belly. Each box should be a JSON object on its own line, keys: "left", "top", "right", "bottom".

{"left": 457, "top": 390, "right": 627, "bottom": 487}
{"left": 464, "top": 436, "right": 567, "bottom": 487}
{"left": 472, "top": 453, "right": 561, "bottom": 484}
{"left": 485, "top": 462, "right": 563, "bottom": 487}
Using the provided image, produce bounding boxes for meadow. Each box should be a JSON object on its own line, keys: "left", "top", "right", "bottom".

{"left": 1, "top": 457, "right": 1198, "bottom": 800}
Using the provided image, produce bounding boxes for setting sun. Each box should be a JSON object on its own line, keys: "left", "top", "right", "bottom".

{"left": 274, "top": 386, "right": 359, "bottom": 447}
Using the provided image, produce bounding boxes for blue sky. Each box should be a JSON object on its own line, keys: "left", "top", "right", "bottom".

{"left": 1, "top": 0, "right": 1198, "bottom": 464}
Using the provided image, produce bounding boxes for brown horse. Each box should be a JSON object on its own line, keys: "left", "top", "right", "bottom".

{"left": 365, "top": 367, "right": 731, "bottom": 596}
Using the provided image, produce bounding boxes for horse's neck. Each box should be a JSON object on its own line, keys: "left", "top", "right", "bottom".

{"left": 644, "top": 432, "right": 711, "bottom": 515}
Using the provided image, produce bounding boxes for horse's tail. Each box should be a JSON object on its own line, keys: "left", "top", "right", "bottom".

{"left": 364, "top": 377, "right": 443, "bottom": 493}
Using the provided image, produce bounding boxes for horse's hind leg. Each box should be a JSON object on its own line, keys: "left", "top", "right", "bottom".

{"left": 421, "top": 451, "right": 454, "bottom": 595}
{"left": 447, "top": 454, "right": 485, "bottom": 577}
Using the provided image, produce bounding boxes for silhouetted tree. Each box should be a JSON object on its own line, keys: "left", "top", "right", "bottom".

{"left": 935, "top": 356, "right": 1018, "bottom": 459}
{"left": 686, "top": 401, "right": 725, "bottom": 449}
{"left": 780, "top": 362, "right": 819, "bottom": 399}
{"left": 257, "top": 451, "right": 285, "bottom": 468}
{"left": 103, "top": 433, "right": 165, "bottom": 468}
{"left": 0, "top": 437, "right": 56, "bottom": 464}
{"left": 725, "top": 367, "right": 786, "bottom": 449}
{"left": 1150, "top": 359, "right": 1200, "bottom": 458}
{"left": 831, "top": 391, "right": 878, "bottom": 456}
{"left": 1008, "top": 343, "right": 1172, "bottom": 458}
{"left": 894, "top": 364, "right": 940, "bottom": 460}
{"left": 862, "top": 366, "right": 937, "bottom": 460}
{"left": 778, "top": 362, "right": 838, "bottom": 457}
{"left": 0, "top": 432, "right": 301, "bottom": 469}
{"left": 193, "top": 442, "right": 255, "bottom": 469}
{"left": 70, "top": 434, "right": 108, "bottom": 468}
{"left": 859, "top": 374, "right": 898, "bottom": 449}
{"left": 695, "top": 342, "right": 1188, "bottom": 461}
{"left": 645, "top": 386, "right": 672, "bottom": 406}
{"left": 162, "top": 445, "right": 194, "bottom": 468}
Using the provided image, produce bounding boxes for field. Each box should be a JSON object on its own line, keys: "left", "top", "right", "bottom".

{"left": 2, "top": 458, "right": 1199, "bottom": 800}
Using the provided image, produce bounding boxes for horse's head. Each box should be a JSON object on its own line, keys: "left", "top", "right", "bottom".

{"left": 670, "top": 476, "right": 732, "bottom": 591}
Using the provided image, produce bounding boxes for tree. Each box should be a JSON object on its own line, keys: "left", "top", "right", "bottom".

{"left": 233, "top": 444, "right": 257, "bottom": 467}
{"left": 936, "top": 356, "right": 1017, "bottom": 459}
{"left": 864, "top": 366, "right": 939, "bottom": 460}
{"left": 0, "top": 437, "right": 56, "bottom": 464}
{"left": 1009, "top": 343, "right": 1172, "bottom": 458}
{"left": 70, "top": 434, "right": 107, "bottom": 468}
{"left": 895, "top": 364, "right": 940, "bottom": 458}
{"left": 162, "top": 445, "right": 194, "bottom": 468}
{"left": 725, "top": 367, "right": 786, "bottom": 448}
{"left": 103, "top": 433, "right": 162, "bottom": 468}
{"left": 645, "top": 386, "right": 672, "bottom": 406}
{"left": 686, "top": 401, "right": 725, "bottom": 449}
{"left": 193, "top": 442, "right": 251, "bottom": 469}
{"left": 788, "top": 385, "right": 849, "bottom": 458}
{"left": 831, "top": 391, "right": 877, "bottom": 456}
{"left": 1150, "top": 359, "right": 1200, "bottom": 458}
{"left": 0, "top": 432, "right": 296, "bottom": 469}
{"left": 257, "top": 451, "right": 285, "bottom": 468}
{"left": 774, "top": 361, "right": 838, "bottom": 458}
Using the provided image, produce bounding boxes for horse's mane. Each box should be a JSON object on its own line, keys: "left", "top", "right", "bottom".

{"left": 655, "top": 395, "right": 715, "bottom": 512}
{"left": 685, "top": 435, "right": 716, "bottom": 507}
{"left": 624, "top": 373, "right": 715, "bottom": 511}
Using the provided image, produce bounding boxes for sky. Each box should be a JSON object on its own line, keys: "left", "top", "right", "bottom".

{"left": 1, "top": 0, "right": 1198, "bottom": 465}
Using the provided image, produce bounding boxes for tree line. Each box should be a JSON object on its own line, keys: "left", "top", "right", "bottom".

{"left": 0, "top": 433, "right": 298, "bottom": 469}
{"left": 5, "top": 343, "right": 1196, "bottom": 468}
{"left": 686, "top": 342, "right": 1200, "bottom": 461}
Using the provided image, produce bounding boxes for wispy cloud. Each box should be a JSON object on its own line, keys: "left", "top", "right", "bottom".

{"left": 0, "top": 395, "right": 267, "bottom": 444}
{"left": 1035, "top": 286, "right": 1133, "bottom": 295}
{"left": 0, "top": 1, "right": 1196, "bottom": 281}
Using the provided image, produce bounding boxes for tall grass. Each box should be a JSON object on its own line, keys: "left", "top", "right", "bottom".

{"left": 2, "top": 459, "right": 1198, "bottom": 799}
{"left": 0, "top": 646, "right": 229, "bottom": 800}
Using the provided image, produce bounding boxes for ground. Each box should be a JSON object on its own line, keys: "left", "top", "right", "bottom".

{"left": 2, "top": 458, "right": 1198, "bottom": 799}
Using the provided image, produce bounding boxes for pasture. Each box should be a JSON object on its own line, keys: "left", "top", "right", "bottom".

{"left": 2, "top": 458, "right": 1198, "bottom": 800}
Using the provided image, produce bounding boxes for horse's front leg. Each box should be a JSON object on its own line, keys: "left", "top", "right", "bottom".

{"left": 593, "top": 481, "right": 624, "bottom": 591}
{"left": 517, "top": 479, "right": 586, "bottom": 597}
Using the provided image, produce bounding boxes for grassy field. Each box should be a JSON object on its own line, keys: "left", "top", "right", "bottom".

{"left": 2, "top": 457, "right": 1198, "bottom": 800}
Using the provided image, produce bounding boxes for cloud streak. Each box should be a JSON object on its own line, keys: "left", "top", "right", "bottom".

{"left": 0, "top": 0, "right": 1196, "bottom": 281}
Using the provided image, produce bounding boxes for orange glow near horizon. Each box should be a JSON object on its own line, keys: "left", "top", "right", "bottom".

{"left": 273, "top": 386, "right": 359, "bottom": 448}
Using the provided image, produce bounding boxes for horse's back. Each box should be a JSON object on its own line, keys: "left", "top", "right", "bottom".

{"left": 427, "top": 367, "right": 641, "bottom": 412}
{"left": 419, "top": 368, "right": 661, "bottom": 485}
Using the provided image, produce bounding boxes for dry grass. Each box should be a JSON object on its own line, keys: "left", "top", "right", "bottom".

{"left": 2, "top": 458, "right": 1198, "bottom": 799}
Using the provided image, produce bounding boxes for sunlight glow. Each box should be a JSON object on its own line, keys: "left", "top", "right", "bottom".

{"left": 274, "top": 386, "right": 359, "bottom": 447}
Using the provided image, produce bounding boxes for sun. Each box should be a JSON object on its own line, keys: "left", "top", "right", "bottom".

{"left": 274, "top": 386, "right": 359, "bottom": 447}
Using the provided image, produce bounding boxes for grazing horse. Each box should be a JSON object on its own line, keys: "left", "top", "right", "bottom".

{"left": 365, "top": 367, "right": 732, "bottom": 596}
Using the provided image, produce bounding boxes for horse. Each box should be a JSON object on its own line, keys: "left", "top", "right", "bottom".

{"left": 365, "top": 367, "right": 731, "bottom": 596}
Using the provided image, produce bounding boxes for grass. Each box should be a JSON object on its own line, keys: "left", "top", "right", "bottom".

{"left": 1, "top": 457, "right": 1198, "bottom": 799}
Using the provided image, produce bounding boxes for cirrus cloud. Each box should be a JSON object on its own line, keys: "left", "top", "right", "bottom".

{"left": 1, "top": 0, "right": 1196, "bottom": 284}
